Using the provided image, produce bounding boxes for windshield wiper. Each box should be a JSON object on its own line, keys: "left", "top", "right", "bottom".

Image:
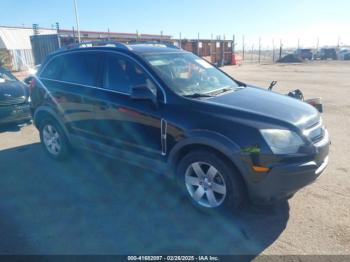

{"left": 207, "top": 87, "right": 235, "bottom": 96}
{"left": 184, "top": 93, "right": 214, "bottom": 98}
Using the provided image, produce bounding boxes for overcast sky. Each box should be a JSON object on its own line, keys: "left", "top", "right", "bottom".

{"left": 2, "top": 0, "right": 349, "bottom": 48}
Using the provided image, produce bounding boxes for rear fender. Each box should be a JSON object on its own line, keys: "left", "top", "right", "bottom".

{"left": 33, "top": 106, "right": 71, "bottom": 143}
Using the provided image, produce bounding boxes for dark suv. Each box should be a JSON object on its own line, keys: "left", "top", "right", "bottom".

{"left": 294, "top": 48, "right": 313, "bottom": 60}
{"left": 30, "top": 42, "right": 329, "bottom": 211}
{"left": 314, "top": 48, "right": 337, "bottom": 60}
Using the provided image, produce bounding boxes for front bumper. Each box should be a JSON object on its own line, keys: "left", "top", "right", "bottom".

{"left": 244, "top": 134, "right": 330, "bottom": 204}
{"left": 0, "top": 103, "right": 32, "bottom": 125}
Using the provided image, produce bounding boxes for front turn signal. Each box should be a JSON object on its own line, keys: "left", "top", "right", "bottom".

{"left": 252, "top": 166, "right": 270, "bottom": 172}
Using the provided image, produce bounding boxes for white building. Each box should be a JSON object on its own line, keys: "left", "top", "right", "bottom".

{"left": 0, "top": 26, "right": 56, "bottom": 71}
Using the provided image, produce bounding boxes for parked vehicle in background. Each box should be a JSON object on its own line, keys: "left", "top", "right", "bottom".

{"left": 338, "top": 49, "right": 350, "bottom": 60}
{"left": 0, "top": 67, "right": 31, "bottom": 125}
{"left": 343, "top": 53, "right": 350, "bottom": 60}
{"left": 314, "top": 48, "right": 337, "bottom": 60}
{"left": 294, "top": 48, "right": 313, "bottom": 60}
{"left": 30, "top": 42, "right": 329, "bottom": 212}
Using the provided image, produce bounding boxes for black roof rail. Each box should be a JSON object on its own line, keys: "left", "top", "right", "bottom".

{"left": 59, "top": 40, "right": 130, "bottom": 51}
{"left": 127, "top": 41, "right": 180, "bottom": 49}
{"left": 54, "top": 40, "right": 179, "bottom": 55}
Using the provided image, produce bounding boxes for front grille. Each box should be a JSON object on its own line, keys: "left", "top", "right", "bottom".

{"left": 0, "top": 96, "right": 26, "bottom": 106}
{"left": 304, "top": 120, "right": 325, "bottom": 143}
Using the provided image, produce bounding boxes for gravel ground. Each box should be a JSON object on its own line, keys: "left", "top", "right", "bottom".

{"left": 0, "top": 61, "right": 349, "bottom": 257}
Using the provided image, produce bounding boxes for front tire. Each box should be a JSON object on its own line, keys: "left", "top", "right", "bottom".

{"left": 39, "top": 118, "right": 70, "bottom": 160}
{"left": 176, "top": 150, "right": 245, "bottom": 212}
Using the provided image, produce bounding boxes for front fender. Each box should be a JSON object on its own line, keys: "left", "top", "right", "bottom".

{"left": 167, "top": 129, "right": 248, "bottom": 176}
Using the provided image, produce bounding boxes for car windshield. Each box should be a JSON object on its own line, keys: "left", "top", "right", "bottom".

{"left": 142, "top": 52, "right": 241, "bottom": 97}
{"left": 0, "top": 69, "right": 17, "bottom": 82}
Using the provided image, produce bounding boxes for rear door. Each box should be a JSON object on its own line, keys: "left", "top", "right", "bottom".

{"left": 39, "top": 51, "right": 104, "bottom": 139}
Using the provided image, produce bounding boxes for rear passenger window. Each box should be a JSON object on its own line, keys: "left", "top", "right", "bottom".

{"left": 105, "top": 54, "right": 154, "bottom": 94}
{"left": 61, "top": 52, "right": 102, "bottom": 87}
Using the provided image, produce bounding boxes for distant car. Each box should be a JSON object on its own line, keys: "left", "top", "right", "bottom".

{"left": 294, "top": 48, "right": 313, "bottom": 60}
{"left": 344, "top": 53, "right": 350, "bottom": 60}
{"left": 338, "top": 49, "right": 350, "bottom": 60}
{"left": 314, "top": 48, "right": 337, "bottom": 60}
{"left": 0, "top": 67, "right": 31, "bottom": 125}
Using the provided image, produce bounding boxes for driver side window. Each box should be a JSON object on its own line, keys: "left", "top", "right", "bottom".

{"left": 105, "top": 54, "right": 157, "bottom": 96}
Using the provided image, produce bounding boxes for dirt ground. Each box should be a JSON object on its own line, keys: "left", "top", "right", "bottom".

{"left": 0, "top": 61, "right": 349, "bottom": 256}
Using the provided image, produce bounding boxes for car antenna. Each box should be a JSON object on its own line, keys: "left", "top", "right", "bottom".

{"left": 268, "top": 80, "right": 277, "bottom": 91}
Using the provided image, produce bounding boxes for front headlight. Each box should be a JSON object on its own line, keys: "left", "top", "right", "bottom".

{"left": 260, "top": 129, "right": 304, "bottom": 154}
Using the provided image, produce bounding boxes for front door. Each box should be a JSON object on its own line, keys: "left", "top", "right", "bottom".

{"left": 92, "top": 53, "right": 163, "bottom": 160}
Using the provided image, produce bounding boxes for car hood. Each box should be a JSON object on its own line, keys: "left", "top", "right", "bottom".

{"left": 206, "top": 86, "right": 320, "bottom": 129}
{"left": 0, "top": 81, "right": 28, "bottom": 104}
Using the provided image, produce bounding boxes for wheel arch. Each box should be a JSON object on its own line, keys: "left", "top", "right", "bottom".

{"left": 33, "top": 106, "right": 71, "bottom": 143}
{"left": 167, "top": 130, "right": 246, "bottom": 178}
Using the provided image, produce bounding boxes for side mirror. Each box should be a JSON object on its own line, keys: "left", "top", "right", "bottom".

{"left": 130, "top": 84, "right": 157, "bottom": 104}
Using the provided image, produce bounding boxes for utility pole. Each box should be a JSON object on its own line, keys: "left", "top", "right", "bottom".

{"left": 279, "top": 39, "right": 283, "bottom": 59}
{"left": 272, "top": 38, "right": 275, "bottom": 62}
{"left": 210, "top": 33, "right": 213, "bottom": 56}
{"left": 297, "top": 38, "right": 300, "bottom": 49}
{"left": 197, "top": 33, "right": 200, "bottom": 56}
{"left": 222, "top": 34, "right": 225, "bottom": 65}
{"left": 72, "top": 26, "right": 76, "bottom": 42}
{"left": 258, "top": 37, "right": 261, "bottom": 64}
{"left": 242, "top": 35, "right": 245, "bottom": 61}
{"left": 179, "top": 32, "right": 182, "bottom": 49}
{"left": 73, "top": 0, "right": 81, "bottom": 43}
{"left": 55, "top": 22, "right": 60, "bottom": 33}
{"left": 232, "top": 34, "right": 235, "bottom": 54}
{"left": 32, "top": 24, "right": 39, "bottom": 35}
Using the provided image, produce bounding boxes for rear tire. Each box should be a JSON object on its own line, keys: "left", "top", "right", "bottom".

{"left": 176, "top": 150, "right": 245, "bottom": 213}
{"left": 39, "top": 117, "right": 70, "bottom": 160}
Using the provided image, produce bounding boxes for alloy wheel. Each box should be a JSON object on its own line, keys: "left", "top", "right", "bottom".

{"left": 185, "top": 161, "right": 227, "bottom": 208}
{"left": 43, "top": 124, "right": 61, "bottom": 156}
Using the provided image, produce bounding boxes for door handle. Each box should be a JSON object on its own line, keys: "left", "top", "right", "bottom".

{"left": 161, "top": 119, "right": 167, "bottom": 156}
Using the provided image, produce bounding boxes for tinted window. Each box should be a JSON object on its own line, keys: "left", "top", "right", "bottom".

{"left": 61, "top": 52, "right": 102, "bottom": 86}
{"left": 40, "top": 56, "right": 64, "bottom": 79}
{"left": 105, "top": 54, "right": 155, "bottom": 94}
